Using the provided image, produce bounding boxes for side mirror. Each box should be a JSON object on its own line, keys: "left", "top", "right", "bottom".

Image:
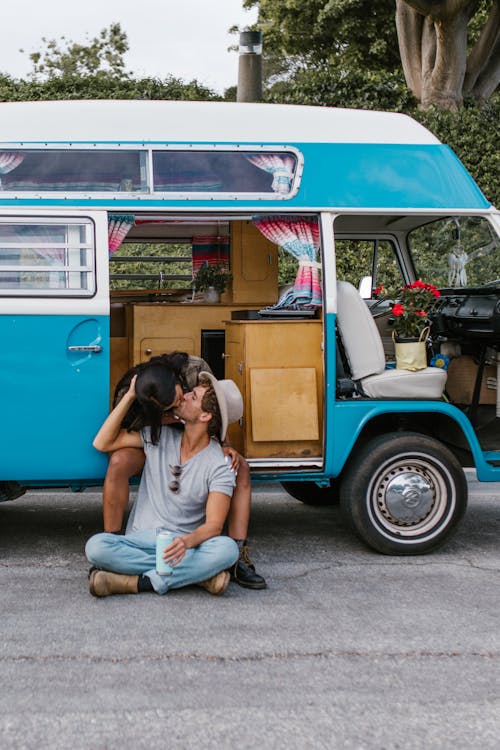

{"left": 358, "top": 275, "right": 373, "bottom": 299}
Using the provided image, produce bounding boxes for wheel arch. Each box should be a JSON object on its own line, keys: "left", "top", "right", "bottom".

{"left": 333, "top": 408, "right": 476, "bottom": 476}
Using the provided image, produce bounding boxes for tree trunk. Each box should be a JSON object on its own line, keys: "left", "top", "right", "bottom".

{"left": 396, "top": 0, "right": 499, "bottom": 110}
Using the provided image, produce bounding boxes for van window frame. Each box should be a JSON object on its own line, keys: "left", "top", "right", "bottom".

{"left": 0, "top": 215, "right": 97, "bottom": 298}
{"left": 0, "top": 144, "right": 303, "bottom": 201}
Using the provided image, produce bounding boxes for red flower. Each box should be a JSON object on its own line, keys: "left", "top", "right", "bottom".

{"left": 415, "top": 310, "right": 427, "bottom": 316}
{"left": 373, "top": 284, "right": 384, "bottom": 296}
{"left": 392, "top": 303, "right": 404, "bottom": 316}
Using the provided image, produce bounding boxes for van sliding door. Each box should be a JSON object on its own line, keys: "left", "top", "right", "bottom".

{"left": 0, "top": 211, "right": 110, "bottom": 484}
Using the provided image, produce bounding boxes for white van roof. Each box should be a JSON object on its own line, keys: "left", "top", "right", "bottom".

{"left": 0, "top": 100, "right": 440, "bottom": 145}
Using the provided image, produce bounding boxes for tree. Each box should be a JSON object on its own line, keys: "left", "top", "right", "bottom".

{"left": 242, "top": 0, "right": 400, "bottom": 70}
{"left": 396, "top": 0, "right": 500, "bottom": 109}
{"left": 24, "top": 23, "right": 130, "bottom": 80}
{"left": 5, "top": 25, "right": 219, "bottom": 103}
{"left": 240, "top": 1, "right": 409, "bottom": 110}
{"left": 244, "top": 0, "right": 499, "bottom": 109}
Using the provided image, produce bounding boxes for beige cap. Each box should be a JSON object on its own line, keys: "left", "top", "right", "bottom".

{"left": 199, "top": 371, "right": 243, "bottom": 441}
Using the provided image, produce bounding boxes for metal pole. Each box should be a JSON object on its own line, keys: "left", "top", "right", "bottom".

{"left": 237, "top": 30, "right": 262, "bottom": 103}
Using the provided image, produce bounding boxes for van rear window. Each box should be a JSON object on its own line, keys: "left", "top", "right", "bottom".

{"left": 0, "top": 148, "right": 299, "bottom": 198}
{"left": 152, "top": 150, "right": 297, "bottom": 195}
{"left": 0, "top": 150, "right": 146, "bottom": 193}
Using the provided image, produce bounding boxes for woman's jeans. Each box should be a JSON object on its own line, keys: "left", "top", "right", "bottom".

{"left": 85, "top": 530, "right": 239, "bottom": 595}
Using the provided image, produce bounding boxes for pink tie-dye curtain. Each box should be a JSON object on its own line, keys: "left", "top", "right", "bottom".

{"left": 253, "top": 216, "right": 322, "bottom": 307}
{"left": 246, "top": 154, "right": 295, "bottom": 194}
{"left": 108, "top": 215, "right": 134, "bottom": 255}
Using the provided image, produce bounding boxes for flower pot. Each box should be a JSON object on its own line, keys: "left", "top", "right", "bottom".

{"left": 393, "top": 328, "right": 429, "bottom": 371}
{"left": 203, "top": 286, "right": 220, "bottom": 303}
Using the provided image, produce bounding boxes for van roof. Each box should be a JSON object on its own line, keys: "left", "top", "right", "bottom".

{"left": 0, "top": 100, "right": 440, "bottom": 145}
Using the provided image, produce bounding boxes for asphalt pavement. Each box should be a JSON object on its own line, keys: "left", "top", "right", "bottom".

{"left": 1, "top": 474, "right": 499, "bottom": 750}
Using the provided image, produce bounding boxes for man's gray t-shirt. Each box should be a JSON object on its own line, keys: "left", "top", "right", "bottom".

{"left": 126, "top": 426, "right": 235, "bottom": 535}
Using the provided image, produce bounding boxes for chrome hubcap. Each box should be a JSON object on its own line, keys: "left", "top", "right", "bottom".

{"left": 383, "top": 470, "right": 434, "bottom": 524}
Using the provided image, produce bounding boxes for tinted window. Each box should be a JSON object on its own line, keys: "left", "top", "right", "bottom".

{"left": 152, "top": 151, "right": 297, "bottom": 195}
{"left": 0, "top": 150, "right": 147, "bottom": 192}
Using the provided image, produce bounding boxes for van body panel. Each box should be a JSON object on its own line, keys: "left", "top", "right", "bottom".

{"left": 0, "top": 143, "right": 488, "bottom": 212}
{"left": 328, "top": 400, "right": 499, "bottom": 477}
{"left": 0, "top": 314, "right": 109, "bottom": 481}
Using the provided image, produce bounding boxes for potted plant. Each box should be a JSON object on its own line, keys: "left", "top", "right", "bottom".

{"left": 192, "top": 262, "right": 232, "bottom": 303}
{"left": 391, "top": 280, "right": 441, "bottom": 370}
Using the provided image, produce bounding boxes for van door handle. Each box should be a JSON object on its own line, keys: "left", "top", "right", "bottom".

{"left": 68, "top": 345, "right": 103, "bottom": 353}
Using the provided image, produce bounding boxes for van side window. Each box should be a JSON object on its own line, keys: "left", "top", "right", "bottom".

{"left": 334, "top": 239, "right": 403, "bottom": 295}
{"left": 0, "top": 150, "right": 147, "bottom": 193}
{"left": 0, "top": 220, "right": 95, "bottom": 296}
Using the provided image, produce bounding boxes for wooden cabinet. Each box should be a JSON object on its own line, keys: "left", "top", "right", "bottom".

{"left": 224, "top": 320, "right": 323, "bottom": 459}
{"left": 230, "top": 221, "right": 278, "bottom": 304}
{"left": 130, "top": 303, "right": 262, "bottom": 365}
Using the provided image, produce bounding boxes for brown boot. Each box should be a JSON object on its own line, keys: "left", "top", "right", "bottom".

{"left": 197, "top": 570, "right": 230, "bottom": 596}
{"left": 89, "top": 570, "right": 139, "bottom": 597}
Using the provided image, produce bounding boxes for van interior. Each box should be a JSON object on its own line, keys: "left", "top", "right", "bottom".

{"left": 108, "top": 211, "right": 500, "bottom": 469}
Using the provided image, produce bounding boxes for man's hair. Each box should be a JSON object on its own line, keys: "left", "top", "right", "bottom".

{"left": 199, "top": 375, "right": 222, "bottom": 440}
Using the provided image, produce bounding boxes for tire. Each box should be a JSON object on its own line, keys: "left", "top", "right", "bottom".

{"left": 340, "top": 432, "right": 468, "bottom": 554}
{"left": 281, "top": 480, "right": 338, "bottom": 506}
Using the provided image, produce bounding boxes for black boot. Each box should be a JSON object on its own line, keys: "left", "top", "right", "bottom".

{"left": 0, "top": 481, "right": 26, "bottom": 503}
{"left": 230, "top": 542, "right": 267, "bottom": 589}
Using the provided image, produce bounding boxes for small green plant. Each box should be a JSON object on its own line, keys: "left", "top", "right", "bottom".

{"left": 193, "top": 263, "right": 231, "bottom": 295}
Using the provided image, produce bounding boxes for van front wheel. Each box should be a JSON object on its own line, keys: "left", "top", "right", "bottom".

{"left": 340, "top": 433, "right": 467, "bottom": 554}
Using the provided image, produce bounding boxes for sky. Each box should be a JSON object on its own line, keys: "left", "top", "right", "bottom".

{"left": 1, "top": 0, "right": 258, "bottom": 94}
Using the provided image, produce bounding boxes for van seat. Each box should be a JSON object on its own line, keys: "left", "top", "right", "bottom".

{"left": 336, "top": 281, "right": 446, "bottom": 399}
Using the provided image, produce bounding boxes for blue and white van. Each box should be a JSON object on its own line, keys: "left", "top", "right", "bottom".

{"left": 0, "top": 100, "right": 498, "bottom": 554}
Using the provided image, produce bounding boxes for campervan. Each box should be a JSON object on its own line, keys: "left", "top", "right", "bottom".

{"left": 0, "top": 100, "right": 498, "bottom": 554}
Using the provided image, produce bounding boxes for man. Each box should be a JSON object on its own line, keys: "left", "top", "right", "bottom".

{"left": 86, "top": 368, "right": 243, "bottom": 597}
{"left": 103, "top": 352, "right": 266, "bottom": 589}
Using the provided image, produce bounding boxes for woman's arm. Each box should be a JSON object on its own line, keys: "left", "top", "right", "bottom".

{"left": 162, "top": 491, "right": 231, "bottom": 565}
{"left": 93, "top": 375, "right": 143, "bottom": 453}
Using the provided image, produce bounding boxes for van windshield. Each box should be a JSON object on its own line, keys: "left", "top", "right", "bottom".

{"left": 408, "top": 216, "right": 500, "bottom": 289}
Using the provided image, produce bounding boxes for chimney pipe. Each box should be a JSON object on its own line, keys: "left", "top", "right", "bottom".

{"left": 237, "top": 30, "right": 262, "bottom": 102}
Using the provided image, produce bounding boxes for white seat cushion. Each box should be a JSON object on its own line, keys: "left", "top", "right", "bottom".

{"left": 361, "top": 366, "right": 447, "bottom": 399}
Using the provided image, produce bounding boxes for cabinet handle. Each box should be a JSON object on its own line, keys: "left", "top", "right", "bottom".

{"left": 145, "top": 348, "right": 152, "bottom": 355}
{"left": 222, "top": 353, "right": 231, "bottom": 359}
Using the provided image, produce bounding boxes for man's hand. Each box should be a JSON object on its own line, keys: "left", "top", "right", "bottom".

{"left": 163, "top": 536, "right": 188, "bottom": 566}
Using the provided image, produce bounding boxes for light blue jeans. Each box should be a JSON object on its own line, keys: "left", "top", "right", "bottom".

{"left": 85, "top": 530, "right": 239, "bottom": 595}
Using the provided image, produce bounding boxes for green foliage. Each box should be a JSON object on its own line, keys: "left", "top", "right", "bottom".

{"left": 193, "top": 263, "right": 232, "bottom": 294}
{"left": 243, "top": 0, "right": 399, "bottom": 70}
{"left": 24, "top": 23, "right": 130, "bottom": 80}
{"left": 264, "top": 63, "right": 414, "bottom": 111}
{"left": 1, "top": 23, "right": 219, "bottom": 103}
{"left": 0, "top": 73, "right": 218, "bottom": 103}
{"left": 110, "top": 242, "right": 192, "bottom": 292}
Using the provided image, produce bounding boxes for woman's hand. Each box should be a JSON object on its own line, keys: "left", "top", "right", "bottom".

{"left": 163, "top": 536, "right": 188, "bottom": 566}
{"left": 223, "top": 446, "right": 241, "bottom": 473}
{"left": 126, "top": 373, "right": 138, "bottom": 401}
